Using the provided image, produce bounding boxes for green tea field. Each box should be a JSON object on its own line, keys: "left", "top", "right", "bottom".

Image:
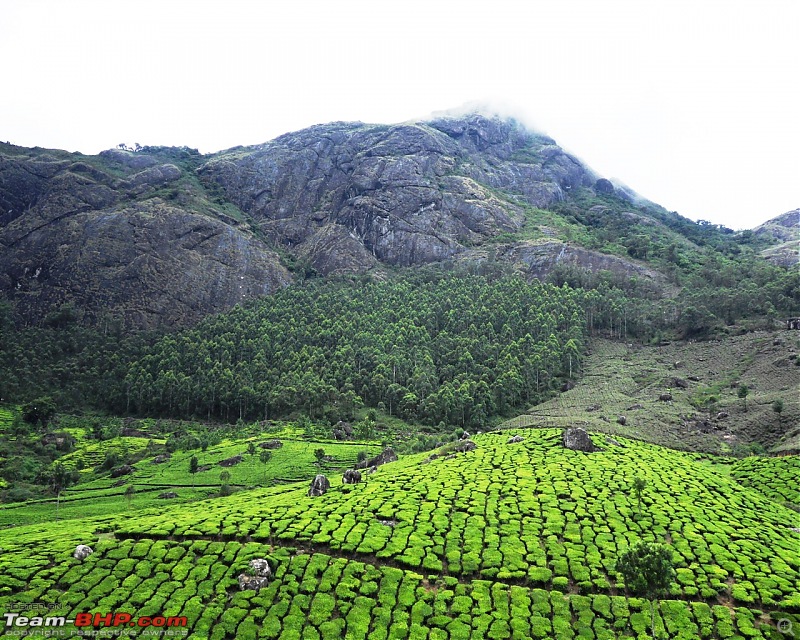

{"left": 1, "top": 428, "right": 796, "bottom": 639}
{"left": 0, "top": 424, "right": 381, "bottom": 527}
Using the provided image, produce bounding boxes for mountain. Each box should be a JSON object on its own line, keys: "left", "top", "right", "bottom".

{"left": 754, "top": 208, "right": 800, "bottom": 267}
{"left": 0, "top": 144, "right": 290, "bottom": 328}
{"left": 1, "top": 113, "right": 734, "bottom": 329}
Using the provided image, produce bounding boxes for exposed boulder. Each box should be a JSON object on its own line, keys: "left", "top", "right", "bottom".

{"left": 454, "top": 439, "right": 477, "bottom": 453}
{"left": 716, "top": 411, "right": 729, "bottom": 420}
{"left": 158, "top": 491, "right": 179, "bottom": 499}
{"left": 333, "top": 421, "right": 354, "bottom": 440}
{"left": 40, "top": 433, "right": 71, "bottom": 448}
{"left": 342, "top": 469, "right": 362, "bottom": 484}
{"left": 586, "top": 404, "right": 601, "bottom": 412}
{"left": 659, "top": 393, "right": 673, "bottom": 402}
{"left": 460, "top": 431, "right": 471, "bottom": 440}
{"left": 356, "top": 447, "right": 398, "bottom": 470}
{"left": 120, "top": 427, "right": 148, "bottom": 437}
{"left": 626, "top": 403, "right": 643, "bottom": 411}
{"left": 258, "top": 440, "right": 283, "bottom": 449}
{"left": 687, "top": 375, "right": 701, "bottom": 382}
{"left": 110, "top": 464, "right": 134, "bottom": 478}
{"left": 73, "top": 545, "right": 93, "bottom": 561}
{"left": 606, "top": 437, "right": 622, "bottom": 446}
{"left": 219, "top": 455, "right": 243, "bottom": 467}
{"left": 593, "top": 178, "right": 615, "bottom": 195}
{"left": 617, "top": 416, "right": 627, "bottom": 426}
{"left": 562, "top": 428, "right": 602, "bottom": 452}
{"left": 560, "top": 380, "right": 576, "bottom": 392}
{"left": 669, "top": 377, "right": 689, "bottom": 389}
{"left": 152, "top": 454, "right": 171, "bottom": 464}
{"left": 308, "top": 474, "right": 330, "bottom": 497}
{"left": 507, "top": 435, "right": 524, "bottom": 444}
{"left": 238, "top": 558, "right": 272, "bottom": 591}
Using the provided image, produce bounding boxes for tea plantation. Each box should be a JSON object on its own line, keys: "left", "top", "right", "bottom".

{"left": 0, "top": 428, "right": 796, "bottom": 639}
{"left": 0, "top": 426, "right": 380, "bottom": 527}
{"left": 730, "top": 456, "right": 800, "bottom": 510}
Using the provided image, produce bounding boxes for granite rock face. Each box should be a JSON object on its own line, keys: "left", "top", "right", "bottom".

{"left": 0, "top": 115, "right": 668, "bottom": 328}
{"left": 198, "top": 115, "right": 596, "bottom": 275}
{"left": 0, "top": 145, "right": 290, "bottom": 328}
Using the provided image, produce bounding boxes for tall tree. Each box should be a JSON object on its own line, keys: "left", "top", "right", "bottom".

{"left": 47, "top": 462, "right": 75, "bottom": 521}
{"left": 632, "top": 477, "right": 647, "bottom": 518}
{"left": 616, "top": 542, "right": 676, "bottom": 639}
{"left": 737, "top": 384, "right": 749, "bottom": 411}
{"left": 189, "top": 455, "right": 198, "bottom": 488}
{"left": 259, "top": 449, "right": 272, "bottom": 483}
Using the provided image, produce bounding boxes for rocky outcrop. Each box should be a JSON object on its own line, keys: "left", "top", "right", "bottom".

{"left": 197, "top": 115, "right": 598, "bottom": 276}
{"left": 507, "top": 435, "right": 524, "bottom": 444}
{"left": 238, "top": 558, "right": 272, "bottom": 591}
{"left": 219, "top": 455, "right": 243, "bottom": 467}
{"left": 562, "top": 427, "right": 602, "bottom": 452}
{"left": 342, "top": 469, "right": 362, "bottom": 484}
{"left": 753, "top": 209, "right": 799, "bottom": 244}
{"left": 454, "top": 439, "right": 477, "bottom": 453}
{"left": 158, "top": 491, "right": 179, "bottom": 499}
{"left": 308, "top": 474, "right": 330, "bottom": 497}
{"left": 755, "top": 210, "right": 800, "bottom": 267}
{"left": 490, "top": 240, "right": 666, "bottom": 285}
{"left": 73, "top": 545, "right": 93, "bottom": 560}
{"left": 0, "top": 145, "right": 290, "bottom": 329}
{"left": 0, "top": 115, "right": 683, "bottom": 328}
{"left": 258, "top": 440, "right": 283, "bottom": 449}
{"left": 356, "top": 447, "right": 398, "bottom": 470}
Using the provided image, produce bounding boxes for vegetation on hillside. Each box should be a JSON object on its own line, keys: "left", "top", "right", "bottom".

{"left": 0, "top": 429, "right": 796, "bottom": 639}
{"left": 1, "top": 274, "right": 586, "bottom": 427}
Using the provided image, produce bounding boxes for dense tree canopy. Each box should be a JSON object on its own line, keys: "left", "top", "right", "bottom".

{"left": 119, "top": 274, "right": 585, "bottom": 427}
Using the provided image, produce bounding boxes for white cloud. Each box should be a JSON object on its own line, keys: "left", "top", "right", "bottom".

{"left": 1, "top": 0, "right": 797, "bottom": 229}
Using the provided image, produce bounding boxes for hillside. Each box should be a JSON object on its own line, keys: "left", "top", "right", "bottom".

{"left": 2, "top": 114, "right": 796, "bottom": 330}
{"left": 0, "top": 428, "right": 796, "bottom": 639}
{"left": 754, "top": 209, "right": 800, "bottom": 268}
{"left": 506, "top": 332, "right": 800, "bottom": 454}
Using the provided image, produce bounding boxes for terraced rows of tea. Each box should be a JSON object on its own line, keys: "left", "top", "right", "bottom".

{"left": 730, "top": 456, "right": 800, "bottom": 509}
{"left": 0, "top": 429, "right": 380, "bottom": 527}
{"left": 1, "top": 429, "right": 796, "bottom": 639}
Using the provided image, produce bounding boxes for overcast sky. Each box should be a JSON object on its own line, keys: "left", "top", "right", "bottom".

{"left": 2, "top": 0, "right": 797, "bottom": 229}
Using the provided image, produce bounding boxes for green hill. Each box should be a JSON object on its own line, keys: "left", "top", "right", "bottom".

{"left": 1, "top": 428, "right": 796, "bottom": 639}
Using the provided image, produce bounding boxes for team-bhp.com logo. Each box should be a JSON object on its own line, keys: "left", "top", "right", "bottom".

{"left": 3, "top": 612, "right": 187, "bottom": 629}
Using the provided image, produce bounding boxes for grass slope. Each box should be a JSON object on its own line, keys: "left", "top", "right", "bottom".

{"left": 0, "top": 429, "right": 796, "bottom": 639}
{"left": 504, "top": 332, "right": 800, "bottom": 453}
